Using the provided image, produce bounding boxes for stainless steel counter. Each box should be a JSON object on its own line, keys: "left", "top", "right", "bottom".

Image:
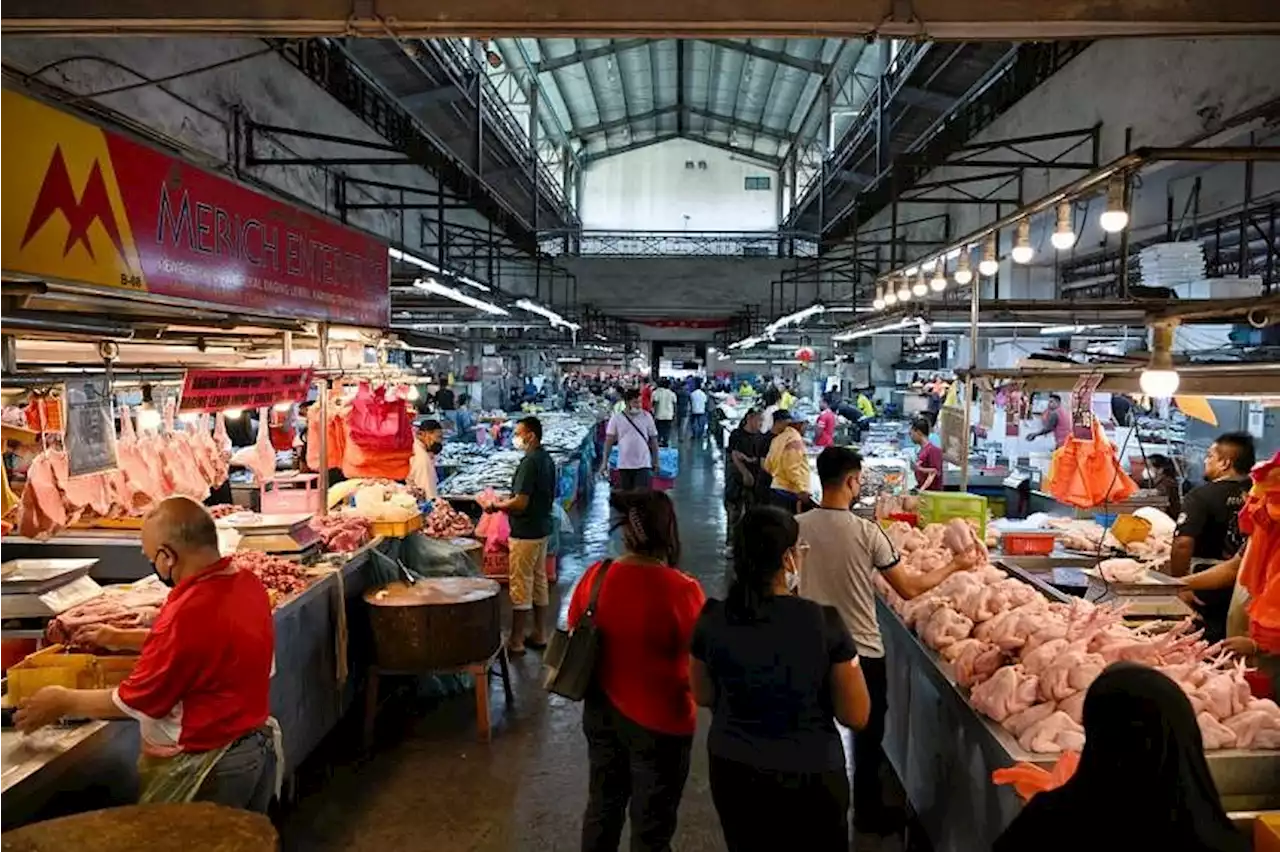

{"left": 879, "top": 594, "right": 1280, "bottom": 852}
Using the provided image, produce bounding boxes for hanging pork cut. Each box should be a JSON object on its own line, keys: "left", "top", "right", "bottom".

{"left": 230, "top": 407, "right": 277, "bottom": 484}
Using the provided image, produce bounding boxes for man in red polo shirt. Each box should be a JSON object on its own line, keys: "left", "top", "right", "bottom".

{"left": 15, "top": 497, "right": 277, "bottom": 811}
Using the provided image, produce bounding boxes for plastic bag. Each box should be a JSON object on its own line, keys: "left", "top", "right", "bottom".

{"left": 482, "top": 511, "right": 510, "bottom": 555}
{"left": 992, "top": 751, "right": 1080, "bottom": 802}
{"left": 346, "top": 381, "right": 414, "bottom": 452}
{"left": 396, "top": 533, "right": 478, "bottom": 578}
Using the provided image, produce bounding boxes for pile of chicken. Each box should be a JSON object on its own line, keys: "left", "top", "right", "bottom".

{"left": 1046, "top": 516, "right": 1172, "bottom": 563}
{"left": 18, "top": 404, "right": 231, "bottom": 538}
{"left": 878, "top": 520, "right": 1280, "bottom": 753}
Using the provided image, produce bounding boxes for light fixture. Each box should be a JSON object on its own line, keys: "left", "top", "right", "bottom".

{"left": 1100, "top": 176, "right": 1129, "bottom": 233}
{"left": 272, "top": 401, "right": 293, "bottom": 412}
{"left": 415, "top": 278, "right": 508, "bottom": 315}
{"left": 1140, "top": 321, "right": 1180, "bottom": 397}
{"left": 979, "top": 234, "right": 999, "bottom": 277}
{"left": 137, "top": 405, "right": 162, "bottom": 431}
{"left": 832, "top": 317, "right": 918, "bottom": 342}
{"left": 895, "top": 276, "right": 912, "bottom": 303}
{"left": 883, "top": 284, "right": 899, "bottom": 307}
{"left": 1039, "top": 324, "right": 1100, "bottom": 336}
{"left": 389, "top": 247, "right": 442, "bottom": 274}
{"left": 223, "top": 408, "right": 244, "bottom": 419}
{"left": 765, "top": 303, "right": 826, "bottom": 335}
{"left": 928, "top": 263, "right": 947, "bottom": 293}
{"left": 953, "top": 249, "right": 973, "bottom": 286}
{"left": 515, "top": 298, "right": 580, "bottom": 331}
{"left": 912, "top": 269, "right": 929, "bottom": 298}
{"left": 872, "top": 283, "right": 886, "bottom": 311}
{"left": 1051, "top": 202, "right": 1077, "bottom": 250}
{"left": 1011, "top": 219, "right": 1034, "bottom": 264}
{"left": 730, "top": 334, "right": 765, "bottom": 350}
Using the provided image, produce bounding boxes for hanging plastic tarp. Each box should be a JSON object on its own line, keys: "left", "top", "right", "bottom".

{"left": 1043, "top": 420, "right": 1138, "bottom": 509}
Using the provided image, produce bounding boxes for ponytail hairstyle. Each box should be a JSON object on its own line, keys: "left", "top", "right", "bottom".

{"left": 609, "top": 490, "right": 681, "bottom": 566}
{"left": 726, "top": 505, "right": 797, "bottom": 624}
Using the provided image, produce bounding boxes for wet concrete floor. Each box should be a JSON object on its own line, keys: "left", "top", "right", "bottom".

{"left": 278, "top": 437, "right": 907, "bottom": 852}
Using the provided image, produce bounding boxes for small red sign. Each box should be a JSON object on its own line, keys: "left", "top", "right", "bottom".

{"left": 179, "top": 368, "right": 314, "bottom": 413}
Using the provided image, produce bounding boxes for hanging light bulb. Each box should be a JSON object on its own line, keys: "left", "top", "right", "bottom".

{"left": 1011, "top": 219, "right": 1034, "bottom": 264}
{"left": 895, "top": 275, "right": 913, "bottom": 303}
{"left": 978, "top": 234, "right": 999, "bottom": 277}
{"left": 137, "top": 404, "right": 162, "bottom": 432}
{"left": 872, "top": 283, "right": 886, "bottom": 311}
{"left": 1139, "top": 321, "right": 1181, "bottom": 397}
{"left": 883, "top": 284, "right": 898, "bottom": 307}
{"left": 928, "top": 263, "right": 946, "bottom": 293}
{"left": 912, "top": 269, "right": 929, "bottom": 298}
{"left": 223, "top": 408, "right": 244, "bottom": 419}
{"left": 953, "top": 249, "right": 973, "bottom": 286}
{"left": 1051, "top": 202, "right": 1076, "bottom": 250}
{"left": 1099, "top": 176, "right": 1129, "bottom": 233}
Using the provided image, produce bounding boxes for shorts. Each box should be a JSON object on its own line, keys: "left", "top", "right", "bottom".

{"left": 508, "top": 536, "right": 549, "bottom": 611}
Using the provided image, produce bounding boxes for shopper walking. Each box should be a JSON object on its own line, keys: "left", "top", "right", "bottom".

{"left": 488, "top": 416, "right": 556, "bottom": 654}
{"left": 570, "top": 491, "right": 705, "bottom": 852}
{"left": 994, "top": 663, "right": 1247, "bottom": 852}
{"left": 724, "top": 409, "right": 768, "bottom": 550}
{"left": 909, "top": 417, "right": 944, "bottom": 491}
{"left": 689, "top": 382, "right": 709, "bottom": 442}
{"left": 762, "top": 411, "right": 811, "bottom": 513}
{"left": 674, "top": 384, "right": 691, "bottom": 443}
{"left": 813, "top": 397, "right": 837, "bottom": 448}
{"left": 691, "top": 505, "right": 870, "bottom": 852}
{"left": 652, "top": 379, "right": 677, "bottom": 447}
{"left": 600, "top": 389, "right": 660, "bottom": 491}
{"left": 798, "top": 447, "right": 973, "bottom": 834}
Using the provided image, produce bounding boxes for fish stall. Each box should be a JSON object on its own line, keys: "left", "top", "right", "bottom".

{"left": 875, "top": 516, "right": 1280, "bottom": 852}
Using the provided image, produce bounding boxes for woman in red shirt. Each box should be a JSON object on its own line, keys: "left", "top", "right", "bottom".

{"left": 568, "top": 491, "right": 705, "bottom": 852}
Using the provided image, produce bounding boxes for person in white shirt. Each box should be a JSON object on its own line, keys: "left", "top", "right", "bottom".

{"left": 599, "top": 389, "right": 660, "bottom": 490}
{"left": 652, "top": 379, "right": 678, "bottom": 447}
{"left": 689, "top": 382, "right": 709, "bottom": 442}
{"left": 797, "top": 446, "right": 974, "bottom": 835}
{"left": 408, "top": 419, "right": 443, "bottom": 497}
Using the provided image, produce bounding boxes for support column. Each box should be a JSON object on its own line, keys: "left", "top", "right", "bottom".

{"left": 529, "top": 84, "right": 540, "bottom": 230}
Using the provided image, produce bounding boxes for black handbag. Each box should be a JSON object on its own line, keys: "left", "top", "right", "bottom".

{"left": 542, "top": 560, "right": 612, "bottom": 700}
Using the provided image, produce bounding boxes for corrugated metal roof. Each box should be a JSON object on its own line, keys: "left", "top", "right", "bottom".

{"left": 496, "top": 38, "right": 873, "bottom": 166}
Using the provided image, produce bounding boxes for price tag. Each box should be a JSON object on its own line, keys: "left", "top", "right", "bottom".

{"left": 63, "top": 377, "right": 119, "bottom": 477}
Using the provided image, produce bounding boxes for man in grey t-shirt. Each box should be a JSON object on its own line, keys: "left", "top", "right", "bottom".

{"left": 798, "top": 446, "right": 969, "bottom": 834}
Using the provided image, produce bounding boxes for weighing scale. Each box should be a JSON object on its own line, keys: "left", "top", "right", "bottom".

{"left": 0, "top": 559, "right": 104, "bottom": 622}
{"left": 225, "top": 513, "right": 321, "bottom": 562}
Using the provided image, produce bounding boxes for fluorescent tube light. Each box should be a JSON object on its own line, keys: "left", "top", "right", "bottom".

{"left": 414, "top": 278, "right": 508, "bottom": 315}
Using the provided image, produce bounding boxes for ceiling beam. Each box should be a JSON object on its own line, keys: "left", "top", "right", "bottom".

{"left": 699, "top": 39, "right": 830, "bottom": 75}
{"left": 7, "top": 1, "right": 1280, "bottom": 37}
{"left": 895, "top": 84, "right": 956, "bottom": 112}
{"left": 583, "top": 132, "right": 681, "bottom": 164}
{"left": 582, "top": 130, "right": 782, "bottom": 169}
{"left": 683, "top": 133, "right": 783, "bottom": 168}
{"left": 534, "top": 38, "right": 650, "bottom": 73}
{"left": 677, "top": 39, "right": 687, "bottom": 136}
{"left": 568, "top": 104, "right": 790, "bottom": 143}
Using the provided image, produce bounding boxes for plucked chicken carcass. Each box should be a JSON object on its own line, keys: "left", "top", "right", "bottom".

{"left": 1097, "top": 558, "right": 1149, "bottom": 584}
{"left": 970, "top": 665, "right": 1040, "bottom": 722}
{"left": 920, "top": 605, "right": 974, "bottom": 650}
{"left": 1198, "top": 712, "right": 1238, "bottom": 750}
{"left": 1003, "top": 701, "right": 1058, "bottom": 738}
{"left": 1017, "top": 711, "right": 1086, "bottom": 754}
{"left": 1224, "top": 699, "right": 1280, "bottom": 749}
{"left": 944, "top": 638, "right": 1007, "bottom": 688}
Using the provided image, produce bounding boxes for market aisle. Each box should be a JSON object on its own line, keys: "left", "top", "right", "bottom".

{"left": 278, "top": 440, "right": 731, "bottom": 852}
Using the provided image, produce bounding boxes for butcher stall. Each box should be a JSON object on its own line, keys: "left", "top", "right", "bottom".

{"left": 875, "top": 518, "right": 1280, "bottom": 852}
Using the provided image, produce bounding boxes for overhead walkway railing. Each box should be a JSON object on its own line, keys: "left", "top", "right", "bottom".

{"left": 537, "top": 230, "right": 820, "bottom": 258}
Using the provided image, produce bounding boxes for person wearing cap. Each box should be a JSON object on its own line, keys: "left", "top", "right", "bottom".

{"left": 763, "top": 410, "right": 811, "bottom": 514}
{"left": 409, "top": 419, "right": 444, "bottom": 498}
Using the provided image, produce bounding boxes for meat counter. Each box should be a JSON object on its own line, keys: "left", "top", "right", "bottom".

{"left": 878, "top": 594, "right": 1280, "bottom": 852}
{"left": 1, "top": 538, "right": 393, "bottom": 829}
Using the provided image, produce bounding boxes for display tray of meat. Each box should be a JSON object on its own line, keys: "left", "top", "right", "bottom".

{"left": 46, "top": 576, "right": 170, "bottom": 649}
{"left": 877, "top": 519, "right": 1280, "bottom": 754}
{"left": 423, "top": 501, "right": 475, "bottom": 539}
{"left": 230, "top": 550, "right": 315, "bottom": 608}
{"left": 308, "top": 514, "right": 373, "bottom": 553}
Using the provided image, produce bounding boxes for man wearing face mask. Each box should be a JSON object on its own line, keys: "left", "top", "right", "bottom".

{"left": 797, "top": 447, "right": 973, "bottom": 835}
{"left": 15, "top": 498, "right": 277, "bottom": 812}
{"left": 409, "top": 419, "right": 444, "bottom": 498}
{"left": 487, "top": 417, "right": 557, "bottom": 654}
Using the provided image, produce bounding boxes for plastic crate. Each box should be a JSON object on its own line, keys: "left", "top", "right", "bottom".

{"left": 7, "top": 645, "right": 98, "bottom": 702}
{"left": 1001, "top": 532, "right": 1057, "bottom": 556}
{"left": 1110, "top": 514, "right": 1152, "bottom": 545}
{"left": 96, "top": 655, "right": 140, "bottom": 688}
{"left": 917, "top": 492, "right": 988, "bottom": 539}
{"left": 261, "top": 474, "right": 321, "bottom": 514}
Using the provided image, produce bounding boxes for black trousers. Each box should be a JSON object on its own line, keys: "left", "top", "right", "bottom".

{"left": 852, "top": 654, "right": 889, "bottom": 825}
{"left": 582, "top": 694, "right": 692, "bottom": 852}
{"left": 709, "top": 755, "right": 849, "bottom": 852}
{"left": 655, "top": 419, "right": 673, "bottom": 446}
{"left": 616, "top": 468, "right": 652, "bottom": 491}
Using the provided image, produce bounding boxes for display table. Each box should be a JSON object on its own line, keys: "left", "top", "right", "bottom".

{"left": 1, "top": 538, "right": 395, "bottom": 829}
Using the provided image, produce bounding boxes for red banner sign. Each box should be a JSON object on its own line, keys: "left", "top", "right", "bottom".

{"left": 4, "top": 91, "right": 389, "bottom": 328}
{"left": 179, "top": 368, "right": 314, "bottom": 413}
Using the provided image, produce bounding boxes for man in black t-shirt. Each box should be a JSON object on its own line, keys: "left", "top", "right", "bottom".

{"left": 724, "top": 409, "right": 769, "bottom": 547}
{"left": 489, "top": 416, "right": 557, "bottom": 654}
{"left": 1173, "top": 432, "right": 1255, "bottom": 643}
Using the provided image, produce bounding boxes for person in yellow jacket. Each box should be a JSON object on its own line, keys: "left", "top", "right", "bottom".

{"left": 779, "top": 387, "right": 796, "bottom": 411}
{"left": 763, "top": 411, "right": 811, "bottom": 514}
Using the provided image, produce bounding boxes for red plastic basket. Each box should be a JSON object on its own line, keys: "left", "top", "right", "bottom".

{"left": 1001, "top": 532, "right": 1057, "bottom": 556}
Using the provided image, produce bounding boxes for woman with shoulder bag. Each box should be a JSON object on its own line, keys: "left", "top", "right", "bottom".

{"left": 691, "top": 505, "right": 871, "bottom": 852}
{"left": 567, "top": 491, "right": 706, "bottom": 852}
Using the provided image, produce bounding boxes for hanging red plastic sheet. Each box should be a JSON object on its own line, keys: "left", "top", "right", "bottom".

{"left": 1239, "top": 451, "right": 1280, "bottom": 653}
{"left": 346, "top": 382, "right": 414, "bottom": 452}
{"left": 1043, "top": 420, "right": 1138, "bottom": 509}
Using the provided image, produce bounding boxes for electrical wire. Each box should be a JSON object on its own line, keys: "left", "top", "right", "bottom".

{"left": 23, "top": 47, "right": 277, "bottom": 105}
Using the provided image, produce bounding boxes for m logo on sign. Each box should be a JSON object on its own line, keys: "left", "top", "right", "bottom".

{"left": 22, "top": 145, "right": 129, "bottom": 267}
